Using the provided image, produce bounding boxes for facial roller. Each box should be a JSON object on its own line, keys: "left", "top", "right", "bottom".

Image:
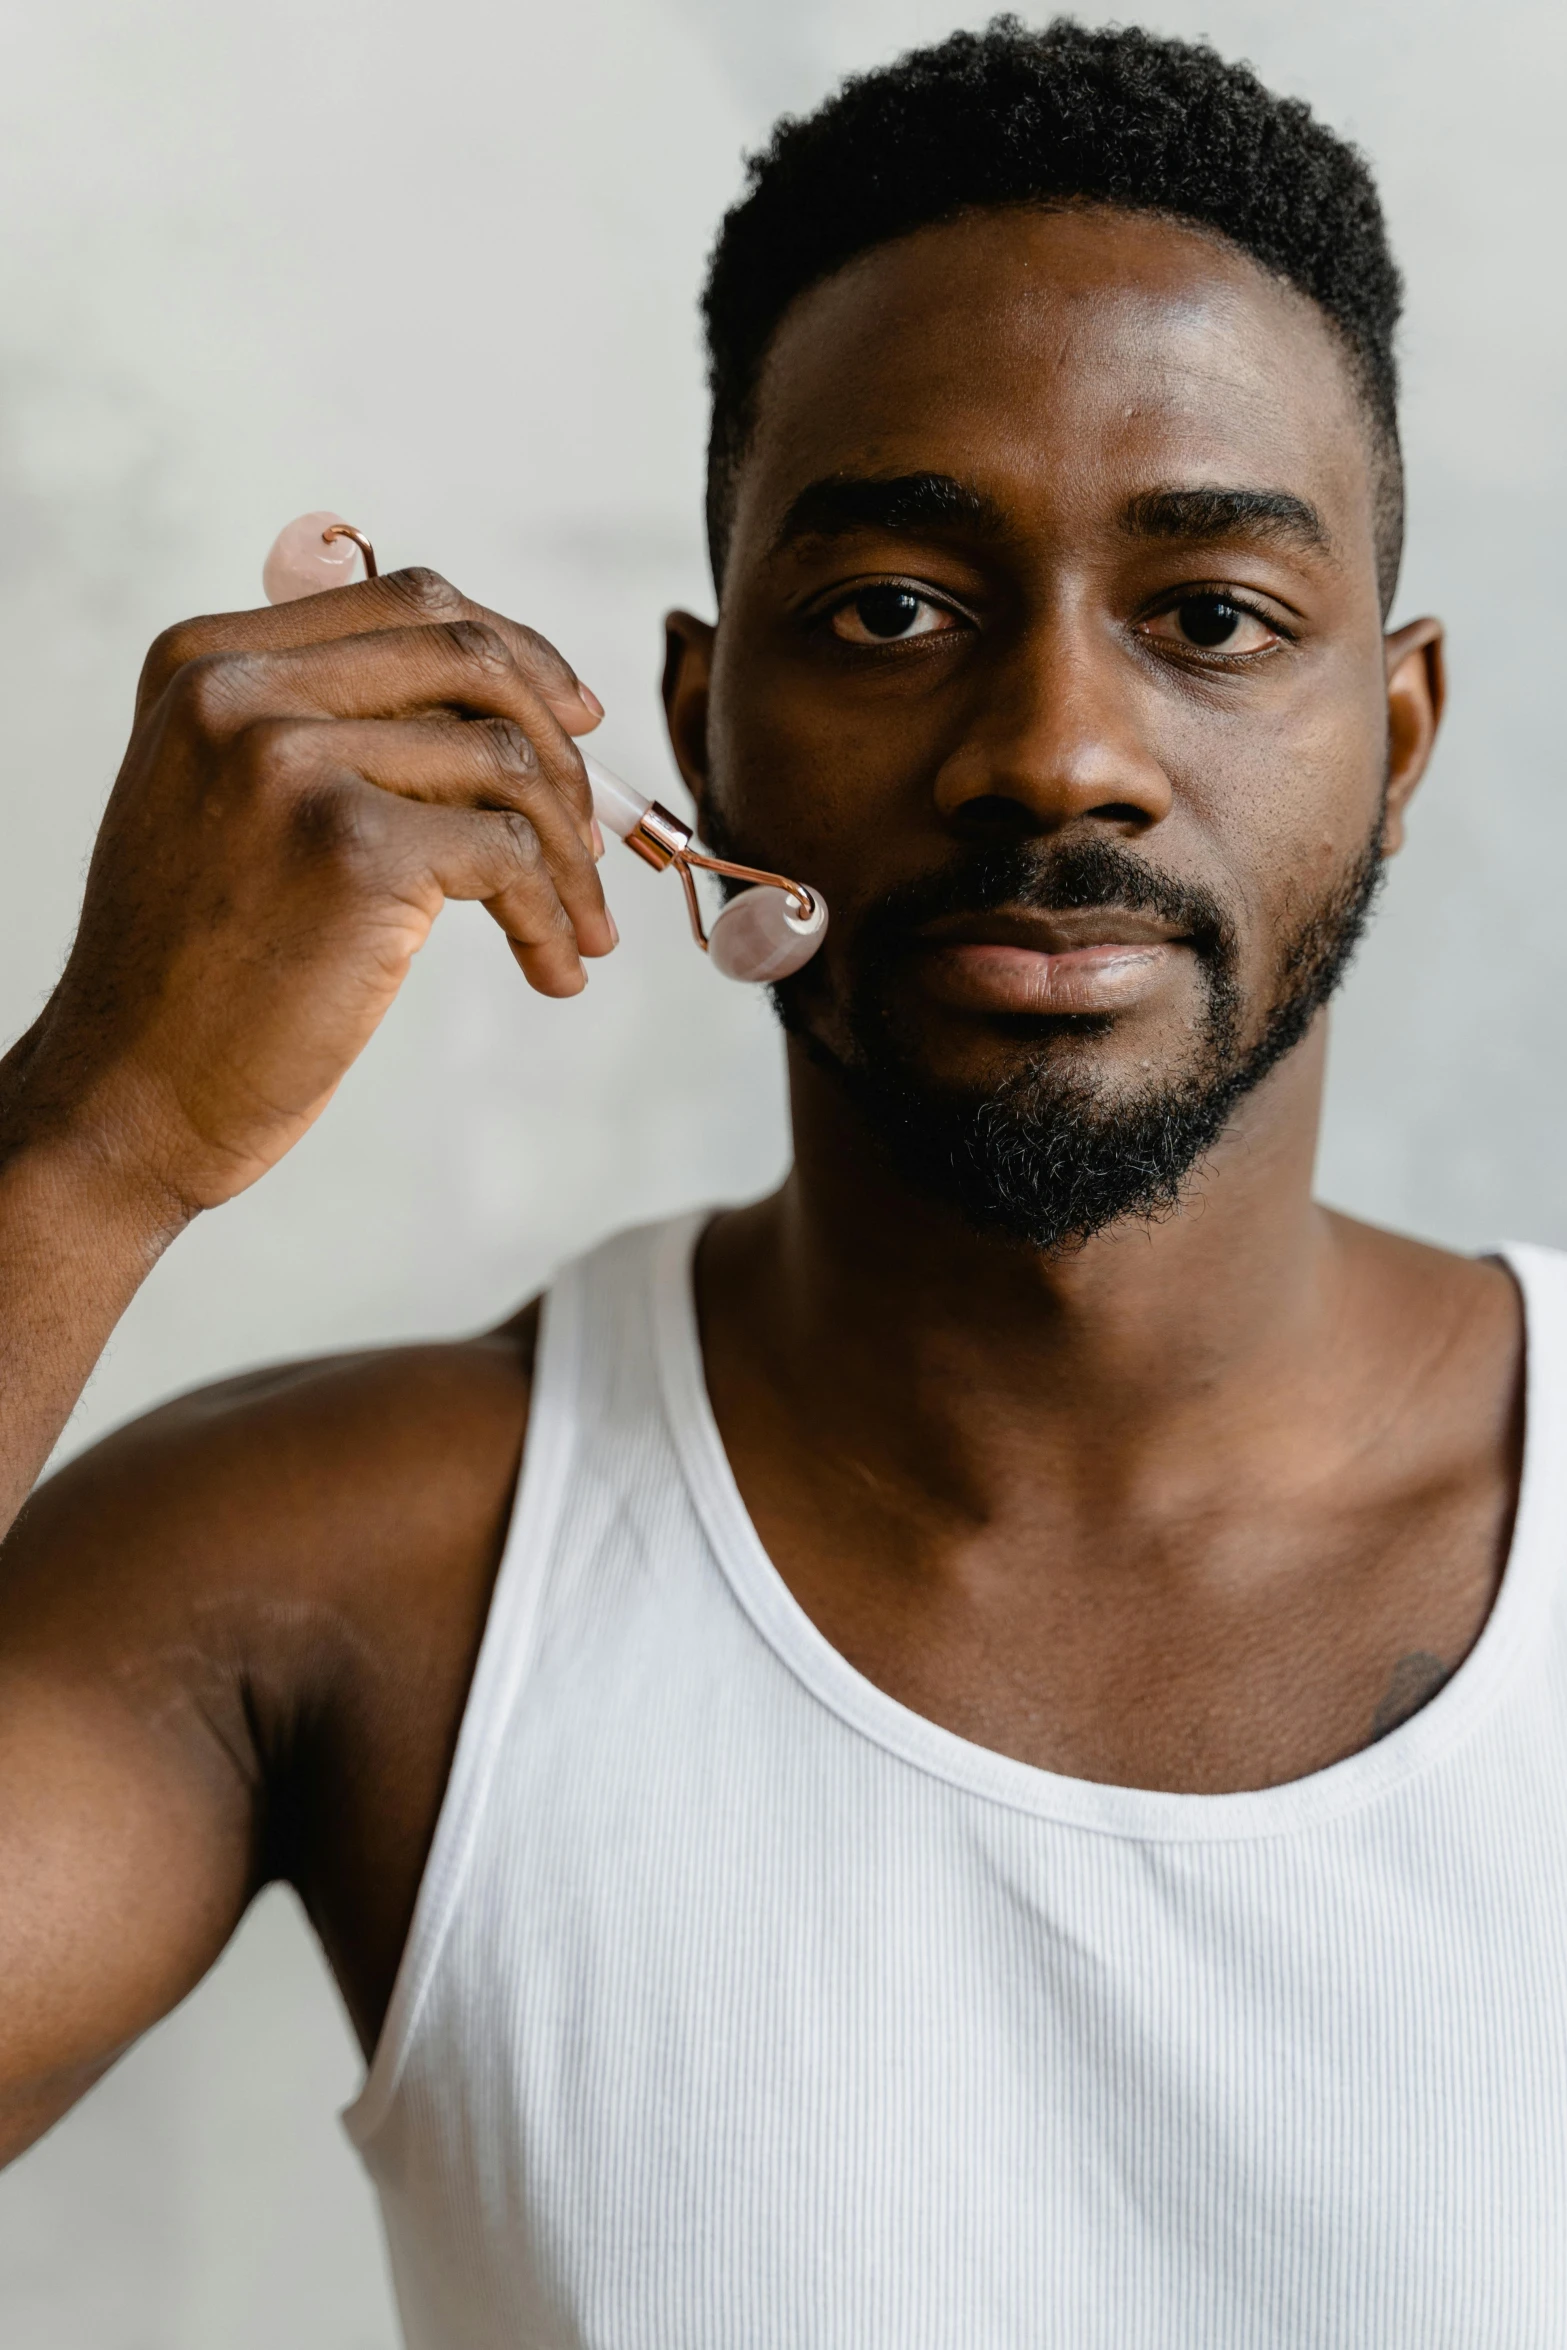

{"left": 260, "top": 514, "right": 828, "bottom": 985}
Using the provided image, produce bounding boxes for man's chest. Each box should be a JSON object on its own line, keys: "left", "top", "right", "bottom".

{"left": 353, "top": 1620, "right": 1567, "bottom": 2349}
{"left": 734, "top": 1451, "right": 1517, "bottom": 1793}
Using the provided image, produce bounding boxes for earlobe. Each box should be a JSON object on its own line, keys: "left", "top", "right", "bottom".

{"left": 1381, "top": 615, "right": 1446, "bottom": 856}
{"left": 662, "top": 611, "right": 716, "bottom": 822}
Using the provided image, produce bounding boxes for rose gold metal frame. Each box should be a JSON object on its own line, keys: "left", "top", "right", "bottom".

{"left": 321, "top": 522, "right": 379, "bottom": 579}
{"left": 623, "top": 801, "right": 819, "bottom": 952}
{"left": 317, "top": 527, "right": 816, "bottom": 952}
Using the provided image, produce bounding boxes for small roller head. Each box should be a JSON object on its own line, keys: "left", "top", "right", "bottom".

{"left": 263, "top": 512, "right": 367, "bottom": 604}
{"left": 707, "top": 884, "right": 828, "bottom": 984}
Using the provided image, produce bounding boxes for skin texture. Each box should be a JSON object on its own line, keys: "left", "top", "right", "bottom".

{"left": 0, "top": 208, "right": 1523, "bottom": 2167}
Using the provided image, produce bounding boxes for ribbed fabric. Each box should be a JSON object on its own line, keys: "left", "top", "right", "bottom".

{"left": 345, "top": 1218, "right": 1567, "bottom": 2348}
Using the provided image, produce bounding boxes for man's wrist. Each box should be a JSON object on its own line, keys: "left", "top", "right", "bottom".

{"left": 0, "top": 1119, "right": 196, "bottom": 1282}
{"left": 0, "top": 1102, "right": 194, "bottom": 1534}
{"left": 0, "top": 1017, "right": 201, "bottom": 1257}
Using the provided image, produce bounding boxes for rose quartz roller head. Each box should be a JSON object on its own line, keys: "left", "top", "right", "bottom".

{"left": 261, "top": 514, "right": 828, "bottom": 986}
{"left": 262, "top": 512, "right": 378, "bottom": 602}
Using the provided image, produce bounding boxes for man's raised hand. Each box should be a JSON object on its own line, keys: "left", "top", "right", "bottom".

{"left": 12, "top": 566, "right": 615, "bottom": 1218}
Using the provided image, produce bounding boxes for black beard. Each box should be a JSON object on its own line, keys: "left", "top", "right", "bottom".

{"left": 756, "top": 817, "right": 1386, "bottom": 1254}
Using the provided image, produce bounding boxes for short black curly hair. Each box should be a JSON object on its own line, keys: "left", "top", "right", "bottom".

{"left": 702, "top": 16, "right": 1404, "bottom": 609}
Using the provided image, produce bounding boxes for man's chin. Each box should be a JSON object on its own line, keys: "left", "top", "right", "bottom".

{"left": 784, "top": 1016, "right": 1246, "bottom": 1253}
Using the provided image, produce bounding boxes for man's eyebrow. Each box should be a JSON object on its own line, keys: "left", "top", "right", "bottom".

{"left": 1121, "top": 486, "right": 1334, "bottom": 558}
{"left": 769, "top": 473, "right": 1008, "bottom": 556}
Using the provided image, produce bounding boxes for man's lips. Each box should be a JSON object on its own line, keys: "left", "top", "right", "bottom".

{"left": 906, "top": 908, "right": 1193, "bottom": 1016}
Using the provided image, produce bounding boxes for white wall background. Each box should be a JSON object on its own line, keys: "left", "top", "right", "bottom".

{"left": 0, "top": 0, "right": 1562, "bottom": 2340}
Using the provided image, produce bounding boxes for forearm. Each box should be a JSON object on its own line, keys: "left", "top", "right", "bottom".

{"left": 0, "top": 1096, "right": 189, "bottom": 1536}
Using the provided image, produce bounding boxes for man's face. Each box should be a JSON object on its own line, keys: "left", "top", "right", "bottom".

{"left": 668, "top": 207, "right": 1437, "bottom": 1245}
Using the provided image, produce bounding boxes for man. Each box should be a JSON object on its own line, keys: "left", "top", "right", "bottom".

{"left": 0, "top": 14, "right": 1558, "bottom": 2342}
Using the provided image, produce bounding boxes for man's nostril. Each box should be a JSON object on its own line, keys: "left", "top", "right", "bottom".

{"left": 953, "top": 793, "right": 1035, "bottom": 830}
{"left": 952, "top": 794, "right": 1152, "bottom": 834}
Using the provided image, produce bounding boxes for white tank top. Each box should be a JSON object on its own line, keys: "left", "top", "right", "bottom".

{"left": 345, "top": 1215, "right": 1567, "bottom": 2347}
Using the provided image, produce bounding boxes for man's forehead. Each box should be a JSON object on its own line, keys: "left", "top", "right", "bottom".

{"left": 733, "top": 207, "right": 1370, "bottom": 554}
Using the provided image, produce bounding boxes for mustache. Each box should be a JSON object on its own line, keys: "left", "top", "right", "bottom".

{"left": 850, "top": 837, "right": 1237, "bottom": 965}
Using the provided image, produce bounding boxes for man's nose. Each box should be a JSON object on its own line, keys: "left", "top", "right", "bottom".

{"left": 933, "top": 613, "right": 1173, "bottom": 835}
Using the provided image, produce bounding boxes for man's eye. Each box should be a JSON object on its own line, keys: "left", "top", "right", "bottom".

{"left": 828, "top": 587, "right": 956, "bottom": 644}
{"left": 1144, "top": 595, "right": 1279, "bottom": 655}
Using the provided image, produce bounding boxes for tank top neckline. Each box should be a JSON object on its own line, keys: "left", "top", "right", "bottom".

{"left": 655, "top": 1211, "right": 1563, "bottom": 1845}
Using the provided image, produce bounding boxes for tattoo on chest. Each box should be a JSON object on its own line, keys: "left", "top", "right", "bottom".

{"left": 1370, "top": 1650, "right": 1452, "bottom": 1742}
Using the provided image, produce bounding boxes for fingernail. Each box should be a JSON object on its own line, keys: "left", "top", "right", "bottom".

{"left": 578, "top": 682, "right": 605, "bottom": 718}
{"left": 606, "top": 908, "right": 620, "bottom": 946}
{"left": 591, "top": 817, "right": 605, "bottom": 860}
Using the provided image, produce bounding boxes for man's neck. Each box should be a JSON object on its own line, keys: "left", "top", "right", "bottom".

{"left": 696, "top": 1020, "right": 1521, "bottom": 1790}
{"left": 717, "top": 1024, "right": 1341, "bottom": 1503}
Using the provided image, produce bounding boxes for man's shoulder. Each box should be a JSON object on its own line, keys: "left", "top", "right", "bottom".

{"left": 1324, "top": 1208, "right": 1544, "bottom": 1312}
{"left": 0, "top": 1309, "right": 548, "bottom": 2061}
{"left": 1, "top": 1305, "right": 541, "bottom": 1772}
{"left": 24, "top": 1301, "right": 536, "bottom": 1559}
{"left": 1323, "top": 1211, "right": 1567, "bottom": 1351}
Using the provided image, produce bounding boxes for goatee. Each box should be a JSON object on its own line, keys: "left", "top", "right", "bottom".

{"left": 764, "top": 818, "right": 1386, "bottom": 1253}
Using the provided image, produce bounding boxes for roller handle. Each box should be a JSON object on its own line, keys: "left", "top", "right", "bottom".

{"left": 580, "top": 752, "right": 652, "bottom": 841}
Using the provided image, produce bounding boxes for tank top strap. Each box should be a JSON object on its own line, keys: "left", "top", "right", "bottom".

{"left": 556, "top": 1209, "right": 707, "bottom": 1454}
{"left": 343, "top": 1208, "right": 710, "bottom": 2148}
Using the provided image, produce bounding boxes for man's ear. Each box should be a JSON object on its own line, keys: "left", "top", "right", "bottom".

{"left": 1382, "top": 616, "right": 1446, "bottom": 856}
{"left": 662, "top": 610, "right": 716, "bottom": 826}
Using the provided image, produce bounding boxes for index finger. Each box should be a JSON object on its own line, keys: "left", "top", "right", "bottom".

{"left": 138, "top": 567, "right": 603, "bottom": 736}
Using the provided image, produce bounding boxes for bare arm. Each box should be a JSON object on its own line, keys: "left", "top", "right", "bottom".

{"left": 0, "top": 1114, "right": 187, "bottom": 1533}
{"left": 0, "top": 563, "right": 603, "bottom": 2153}
{"left": 0, "top": 563, "right": 609, "bottom": 1542}
{"left": 0, "top": 1491, "right": 258, "bottom": 2162}
{"left": 0, "top": 1316, "right": 538, "bottom": 2166}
